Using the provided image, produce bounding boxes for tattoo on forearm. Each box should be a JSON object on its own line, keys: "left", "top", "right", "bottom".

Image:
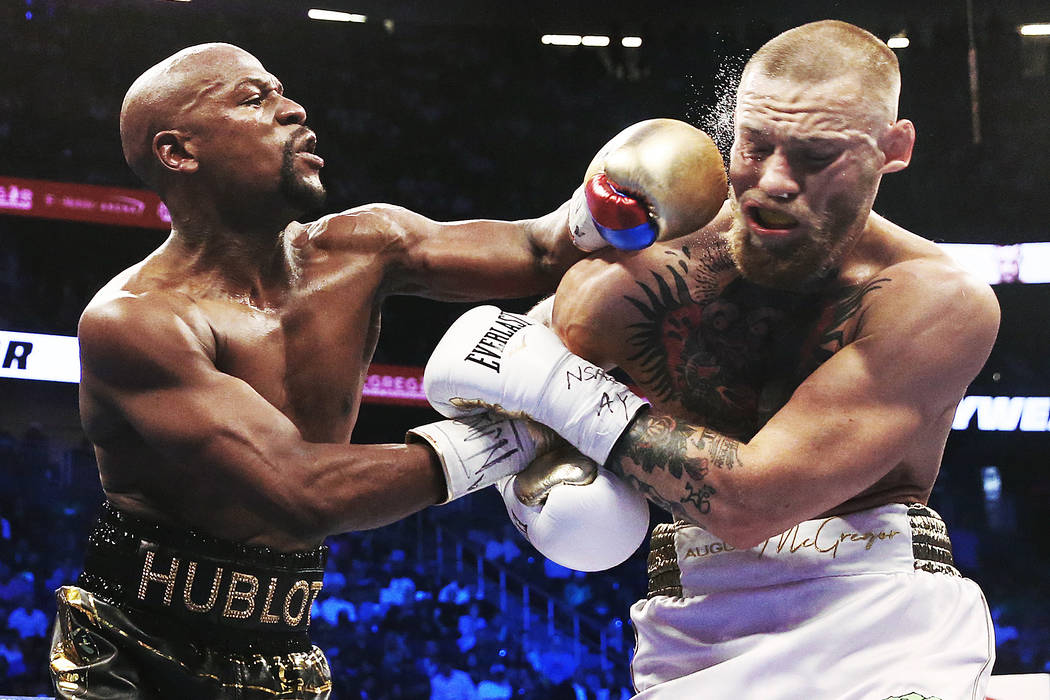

{"left": 692, "top": 427, "right": 740, "bottom": 471}
{"left": 625, "top": 413, "right": 692, "bottom": 478}
{"left": 609, "top": 413, "right": 741, "bottom": 520}
{"left": 683, "top": 482, "right": 717, "bottom": 514}
{"left": 611, "top": 472, "right": 691, "bottom": 522}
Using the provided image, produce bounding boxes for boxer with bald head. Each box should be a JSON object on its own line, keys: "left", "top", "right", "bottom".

{"left": 47, "top": 42, "right": 595, "bottom": 699}
{"left": 425, "top": 21, "right": 999, "bottom": 698}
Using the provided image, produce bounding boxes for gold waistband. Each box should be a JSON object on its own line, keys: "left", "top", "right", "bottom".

{"left": 646, "top": 504, "right": 959, "bottom": 599}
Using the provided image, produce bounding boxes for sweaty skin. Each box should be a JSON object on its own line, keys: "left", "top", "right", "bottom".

{"left": 555, "top": 210, "right": 996, "bottom": 546}
{"left": 551, "top": 39, "right": 999, "bottom": 548}
{"left": 79, "top": 44, "right": 581, "bottom": 552}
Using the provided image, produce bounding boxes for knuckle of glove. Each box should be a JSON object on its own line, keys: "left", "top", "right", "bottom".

{"left": 584, "top": 172, "right": 656, "bottom": 251}
{"left": 596, "top": 118, "right": 728, "bottom": 243}
{"left": 513, "top": 447, "right": 598, "bottom": 507}
{"left": 586, "top": 173, "right": 650, "bottom": 228}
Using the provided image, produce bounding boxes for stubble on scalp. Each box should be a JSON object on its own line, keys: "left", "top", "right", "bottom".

{"left": 741, "top": 20, "right": 902, "bottom": 127}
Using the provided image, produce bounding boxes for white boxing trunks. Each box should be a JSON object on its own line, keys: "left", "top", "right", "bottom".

{"left": 630, "top": 504, "right": 994, "bottom": 700}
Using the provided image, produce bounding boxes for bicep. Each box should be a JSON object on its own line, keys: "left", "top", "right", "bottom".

{"left": 743, "top": 284, "right": 997, "bottom": 515}
{"left": 747, "top": 339, "right": 928, "bottom": 495}
{"left": 81, "top": 305, "right": 307, "bottom": 490}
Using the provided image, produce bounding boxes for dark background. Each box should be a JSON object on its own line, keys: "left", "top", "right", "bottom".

{"left": 0, "top": 0, "right": 1048, "bottom": 695}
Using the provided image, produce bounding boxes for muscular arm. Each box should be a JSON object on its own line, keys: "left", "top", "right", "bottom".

{"left": 605, "top": 261, "right": 1000, "bottom": 547}
{"left": 79, "top": 294, "right": 445, "bottom": 549}
{"left": 377, "top": 201, "right": 585, "bottom": 300}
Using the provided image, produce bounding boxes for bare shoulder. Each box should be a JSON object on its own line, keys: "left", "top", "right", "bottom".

{"left": 559, "top": 222, "right": 726, "bottom": 298}
{"left": 860, "top": 217, "right": 1001, "bottom": 368}
{"left": 299, "top": 204, "right": 432, "bottom": 255}
{"left": 553, "top": 233, "right": 722, "bottom": 362}
{"left": 79, "top": 287, "right": 215, "bottom": 388}
{"left": 873, "top": 216, "right": 998, "bottom": 318}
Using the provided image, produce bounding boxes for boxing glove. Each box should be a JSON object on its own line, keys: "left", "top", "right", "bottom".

{"left": 569, "top": 118, "right": 728, "bottom": 251}
{"left": 423, "top": 305, "right": 648, "bottom": 465}
{"left": 407, "top": 412, "right": 558, "bottom": 503}
{"left": 498, "top": 446, "right": 650, "bottom": 572}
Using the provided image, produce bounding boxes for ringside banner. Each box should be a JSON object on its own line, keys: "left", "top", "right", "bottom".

{"left": 4, "top": 330, "right": 1050, "bottom": 425}
{"left": 0, "top": 330, "right": 80, "bottom": 383}
{"left": 0, "top": 176, "right": 171, "bottom": 229}
{"left": 0, "top": 330, "right": 427, "bottom": 404}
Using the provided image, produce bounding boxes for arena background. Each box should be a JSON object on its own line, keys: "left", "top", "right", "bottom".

{"left": 1, "top": 0, "right": 1049, "bottom": 697}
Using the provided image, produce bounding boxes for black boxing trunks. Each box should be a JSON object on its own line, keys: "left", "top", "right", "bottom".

{"left": 50, "top": 501, "right": 332, "bottom": 699}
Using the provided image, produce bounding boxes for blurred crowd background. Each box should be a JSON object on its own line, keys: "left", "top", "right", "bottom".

{"left": 1, "top": 0, "right": 1049, "bottom": 696}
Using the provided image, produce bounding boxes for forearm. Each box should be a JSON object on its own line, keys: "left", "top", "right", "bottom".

{"left": 317, "top": 442, "right": 445, "bottom": 532}
{"left": 606, "top": 409, "right": 887, "bottom": 548}
{"left": 606, "top": 410, "right": 743, "bottom": 527}
{"left": 251, "top": 441, "right": 446, "bottom": 542}
{"left": 393, "top": 202, "right": 584, "bottom": 300}
{"left": 440, "top": 204, "right": 581, "bottom": 297}
{"left": 522, "top": 200, "right": 586, "bottom": 281}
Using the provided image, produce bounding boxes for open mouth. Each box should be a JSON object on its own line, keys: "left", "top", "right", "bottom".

{"left": 295, "top": 134, "right": 324, "bottom": 169}
{"left": 745, "top": 204, "right": 799, "bottom": 235}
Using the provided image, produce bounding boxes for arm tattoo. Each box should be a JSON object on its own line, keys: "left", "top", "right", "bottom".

{"left": 622, "top": 246, "right": 731, "bottom": 404}
{"left": 683, "top": 482, "right": 717, "bottom": 515}
{"left": 608, "top": 413, "right": 742, "bottom": 522}
{"left": 613, "top": 472, "right": 693, "bottom": 522}
{"left": 692, "top": 427, "right": 740, "bottom": 471}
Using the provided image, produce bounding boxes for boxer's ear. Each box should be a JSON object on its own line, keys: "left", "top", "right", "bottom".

{"left": 878, "top": 119, "right": 915, "bottom": 174}
{"left": 154, "top": 130, "right": 198, "bottom": 174}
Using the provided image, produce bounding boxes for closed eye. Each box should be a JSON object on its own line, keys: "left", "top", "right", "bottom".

{"left": 740, "top": 144, "right": 773, "bottom": 160}
{"left": 805, "top": 153, "right": 835, "bottom": 165}
{"left": 801, "top": 151, "right": 840, "bottom": 169}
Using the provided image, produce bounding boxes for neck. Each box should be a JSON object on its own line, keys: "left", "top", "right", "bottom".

{"left": 160, "top": 189, "right": 304, "bottom": 305}
{"left": 164, "top": 223, "right": 296, "bottom": 307}
{"left": 164, "top": 183, "right": 302, "bottom": 245}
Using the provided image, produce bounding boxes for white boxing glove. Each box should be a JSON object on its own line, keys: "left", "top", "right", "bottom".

{"left": 498, "top": 446, "right": 649, "bottom": 572}
{"left": 423, "top": 305, "right": 649, "bottom": 465}
{"left": 407, "top": 413, "right": 558, "bottom": 503}
{"left": 569, "top": 118, "right": 728, "bottom": 251}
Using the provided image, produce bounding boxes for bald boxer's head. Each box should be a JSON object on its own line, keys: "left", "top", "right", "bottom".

{"left": 120, "top": 43, "right": 325, "bottom": 218}
{"left": 725, "top": 21, "right": 915, "bottom": 290}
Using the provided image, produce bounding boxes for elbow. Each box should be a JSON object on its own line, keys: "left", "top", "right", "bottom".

{"left": 692, "top": 513, "right": 772, "bottom": 551}
{"left": 699, "top": 516, "right": 778, "bottom": 551}
{"left": 720, "top": 528, "right": 775, "bottom": 551}
{"left": 261, "top": 485, "right": 334, "bottom": 544}
{"left": 690, "top": 476, "right": 784, "bottom": 550}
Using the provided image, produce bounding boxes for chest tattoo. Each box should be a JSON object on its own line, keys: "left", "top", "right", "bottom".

{"left": 621, "top": 245, "right": 891, "bottom": 437}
